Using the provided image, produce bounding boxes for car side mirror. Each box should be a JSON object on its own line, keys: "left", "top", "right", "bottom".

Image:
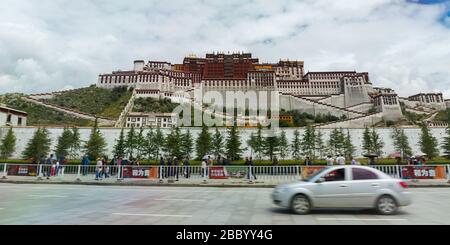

{"left": 316, "top": 177, "right": 325, "bottom": 183}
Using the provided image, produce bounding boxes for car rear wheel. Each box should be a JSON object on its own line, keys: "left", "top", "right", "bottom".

{"left": 376, "top": 195, "right": 398, "bottom": 215}
{"left": 291, "top": 194, "right": 311, "bottom": 215}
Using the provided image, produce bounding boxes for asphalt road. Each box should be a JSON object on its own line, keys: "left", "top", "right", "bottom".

{"left": 0, "top": 183, "right": 449, "bottom": 225}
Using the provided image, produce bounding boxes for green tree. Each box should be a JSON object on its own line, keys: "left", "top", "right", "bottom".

{"left": 0, "top": 127, "right": 16, "bottom": 160}
{"left": 315, "top": 130, "right": 325, "bottom": 159}
{"left": 419, "top": 122, "right": 439, "bottom": 159}
{"left": 328, "top": 128, "right": 345, "bottom": 156}
{"left": 278, "top": 130, "right": 289, "bottom": 160}
{"left": 442, "top": 123, "right": 450, "bottom": 159}
{"left": 84, "top": 120, "right": 107, "bottom": 160}
{"left": 143, "top": 127, "right": 156, "bottom": 160}
{"left": 301, "top": 125, "right": 316, "bottom": 159}
{"left": 22, "top": 128, "right": 51, "bottom": 160}
{"left": 291, "top": 129, "right": 301, "bottom": 160}
{"left": 164, "top": 127, "right": 183, "bottom": 159}
{"left": 55, "top": 127, "right": 74, "bottom": 158}
{"left": 247, "top": 132, "right": 257, "bottom": 158}
{"left": 113, "top": 128, "right": 126, "bottom": 158}
{"left": 343, "top": 130, "right": 356, "bottom": 159}
{"left": 371, "top": 128, "right": 384, "bottom": 156}
{"left": 225, "top": 125, "right": 243, "bottom": 161}
{"left": 69, "top": 127, "right": 81, "bottom": 159}
{"left": 212, "top": 128, "right": 224, "bottom": 159}
{"left": 253, "top": 125, "right": 265, "bottom": 161}
{"left": 181, "top": 129, "right": 194, "bottom": 159}
{"left": 195, "top": 125, "right": 212, "bottom": 160}
{"left": 125, "top": 126, "right": 137, "bottom": 159}
{"left": 362, "top": 127, "right": 373, "bottom": 155}
{"left": 153, "top": 127, "right": 165, "bottom": 159}
{"left": 263, "top": 134, "right": 280, "bottom": 161}
{"left": 391, "top": 127, "right": 412, "bottom": 158}
{"left": 135, "top": 127, "right": 146, "bottom": 159}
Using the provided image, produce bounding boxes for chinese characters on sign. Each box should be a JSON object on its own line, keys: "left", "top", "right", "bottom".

{"left": 122, "top": 166, "right": 158, "bottom": 179}
{"left": 401, "top": 166, "right": 446, "bottom": 179}
{"left": 7, "top": 165, "right": 37, "bottom": 176}
{"left": 208, "top": 166, "right": 228, "bottom": 179}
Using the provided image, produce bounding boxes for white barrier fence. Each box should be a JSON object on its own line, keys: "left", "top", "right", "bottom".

{"left": 1, "top": 163, "right": 449, "bottom": 184}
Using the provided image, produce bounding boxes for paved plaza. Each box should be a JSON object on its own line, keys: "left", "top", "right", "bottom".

{"left": 1, "top": 183, "right": 450, "bottom": 225}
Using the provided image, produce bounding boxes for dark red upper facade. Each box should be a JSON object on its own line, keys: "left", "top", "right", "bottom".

{"left": 183, "top": 53, "right": 259, "bottom": 80}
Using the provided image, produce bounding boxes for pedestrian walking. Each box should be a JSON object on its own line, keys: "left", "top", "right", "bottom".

{"left": 95, "top": 158, "right": 103, "bottom": 180}
{"left": 201, "top": 158, "right": 207, "bottom": 177}
{"left": 81, "top": 154, "right": 89, "bottom": 176}
{"left": 272, "top": 156, "right": 279, "bottom": 175}
{"left": 223, "top": 156, "right": 229, "bottom": 166}
{"left": 39, "top": 155, "right": 46, "bottom": 165}
{"left": 207, "top": 156, "right": 213, "bottom": 166}
{"left": 304, "top": 157, "right": 312, "bottom": 166}
{"left": 173, "top": 157, "right": 179, "bottom": 181}
{"left": 246, "top": 157, "right": 256, "bottom": 180}
{"left": 326, "top": 155, "right": 334, "bottom": 166}
{"left": 38, "top": 155, "right": 45, "bottom": 177}
{"left": 159, "top": 157, "right": 165, "bottom": 179}
{"left": 45, "top": 154, "right": 53, "bottom": 178}
{"left": 336, "top": 154, "right": 345, "bottom": 165}
{"left": 55, "top": 160, "right": 60, "bottom": 176}
{"left": 51, "top": 160, "right": 56, "bottom": 177}
{"left": 183, "top": 157, "right": 190, "bottom": 178}
{"left": 167, "top": 157, "right": 173, "bottom": 177}
{"left": 351, "top": 158, "right": 357, "bottom": 165}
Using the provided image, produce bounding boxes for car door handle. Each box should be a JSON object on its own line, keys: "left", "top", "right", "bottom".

{"left": 371, "top": 183, "right": 380, "bottom": 187}
{"left": 339, "top": 184, "right": 349, "bottom": 187}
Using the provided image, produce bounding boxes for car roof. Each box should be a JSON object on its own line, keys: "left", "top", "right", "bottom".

{"left": 324, "top": 165, "right": 392, "bottom": 178}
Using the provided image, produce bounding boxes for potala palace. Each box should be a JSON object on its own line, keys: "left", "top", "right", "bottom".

{"left": 97, "top": 52, "right": 449, "bottom": 128}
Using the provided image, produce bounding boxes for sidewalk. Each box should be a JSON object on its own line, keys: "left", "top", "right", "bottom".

{"left": 1, "top": 176, "right": 449, "bottom": 188}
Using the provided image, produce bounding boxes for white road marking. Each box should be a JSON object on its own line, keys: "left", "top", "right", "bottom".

{"left": 155, "top": 198, "right": 206, "bottom": 202}
{"left": 112, "top": 213, "right": 192, "bottom": 218}
{"left": 28, "top": 195, "right": 67, "bottom": 198}
{"left": 316, "top": 218, "right": 407, "bottom": 221}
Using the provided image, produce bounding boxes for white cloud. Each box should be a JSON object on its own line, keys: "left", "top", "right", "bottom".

{"left": 0, "top": 0, "right": 449, "bottom": 98}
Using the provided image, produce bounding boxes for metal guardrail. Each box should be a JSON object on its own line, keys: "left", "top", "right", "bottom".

{"left": 1, "top": 163, "right": 449, "bottom": 183}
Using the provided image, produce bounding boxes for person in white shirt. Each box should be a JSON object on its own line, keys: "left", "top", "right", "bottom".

{"left": 325, "top": 155, "right": 334, "bottom": 166}
{"left": 201, "top": 159, "right": 207, "bottom": 177}
{"left": 336, "top": 154, "right": 346, "bottom": 165}
{"left": 55, "top": 161, "right": 60, "bottom": 176}
{"left": 95, "top": 158, "right": 103, "bottom": 180}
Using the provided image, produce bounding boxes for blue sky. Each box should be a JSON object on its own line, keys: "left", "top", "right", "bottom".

{"left": 0, "top": 0, "right": 449, "bottom": 97}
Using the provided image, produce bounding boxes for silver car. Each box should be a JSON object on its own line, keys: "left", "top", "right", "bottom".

{"left": 272, "top": 165, "right": 411, "bottom": 215}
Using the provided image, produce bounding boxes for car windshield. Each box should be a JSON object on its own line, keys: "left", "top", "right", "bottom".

{"left": 303, "top": 167, "right": 329, "bottom": 182}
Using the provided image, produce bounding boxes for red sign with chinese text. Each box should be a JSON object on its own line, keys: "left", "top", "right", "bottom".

{"left": 401, "top": 166, "right": 446, "bottom": 179}
{"left": 122, "top": 166, "right": 158, "bottom": 179}
{"left": 7, "top": 165, "right": 37, "bottom": 176}
{"left": 209, "top": 166, "right": 228, "bottom": 179}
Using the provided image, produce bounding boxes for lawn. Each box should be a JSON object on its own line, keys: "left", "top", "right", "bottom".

{"left": 0, "top": 94, "right": 92, "bottom": 127}
{"left": 43, "top": 85, "right": 132, "bottom": 119}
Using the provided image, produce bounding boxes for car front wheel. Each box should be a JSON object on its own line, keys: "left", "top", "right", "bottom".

{"left": 376, "top": 195, "right": 398, "bottom": 215}
{"left": 291, "top": 194, "right": 311, "bottom": 215}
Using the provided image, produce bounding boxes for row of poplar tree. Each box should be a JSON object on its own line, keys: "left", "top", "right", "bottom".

{"left": 0, "top": 121, "right": 448, "bottom": 162}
